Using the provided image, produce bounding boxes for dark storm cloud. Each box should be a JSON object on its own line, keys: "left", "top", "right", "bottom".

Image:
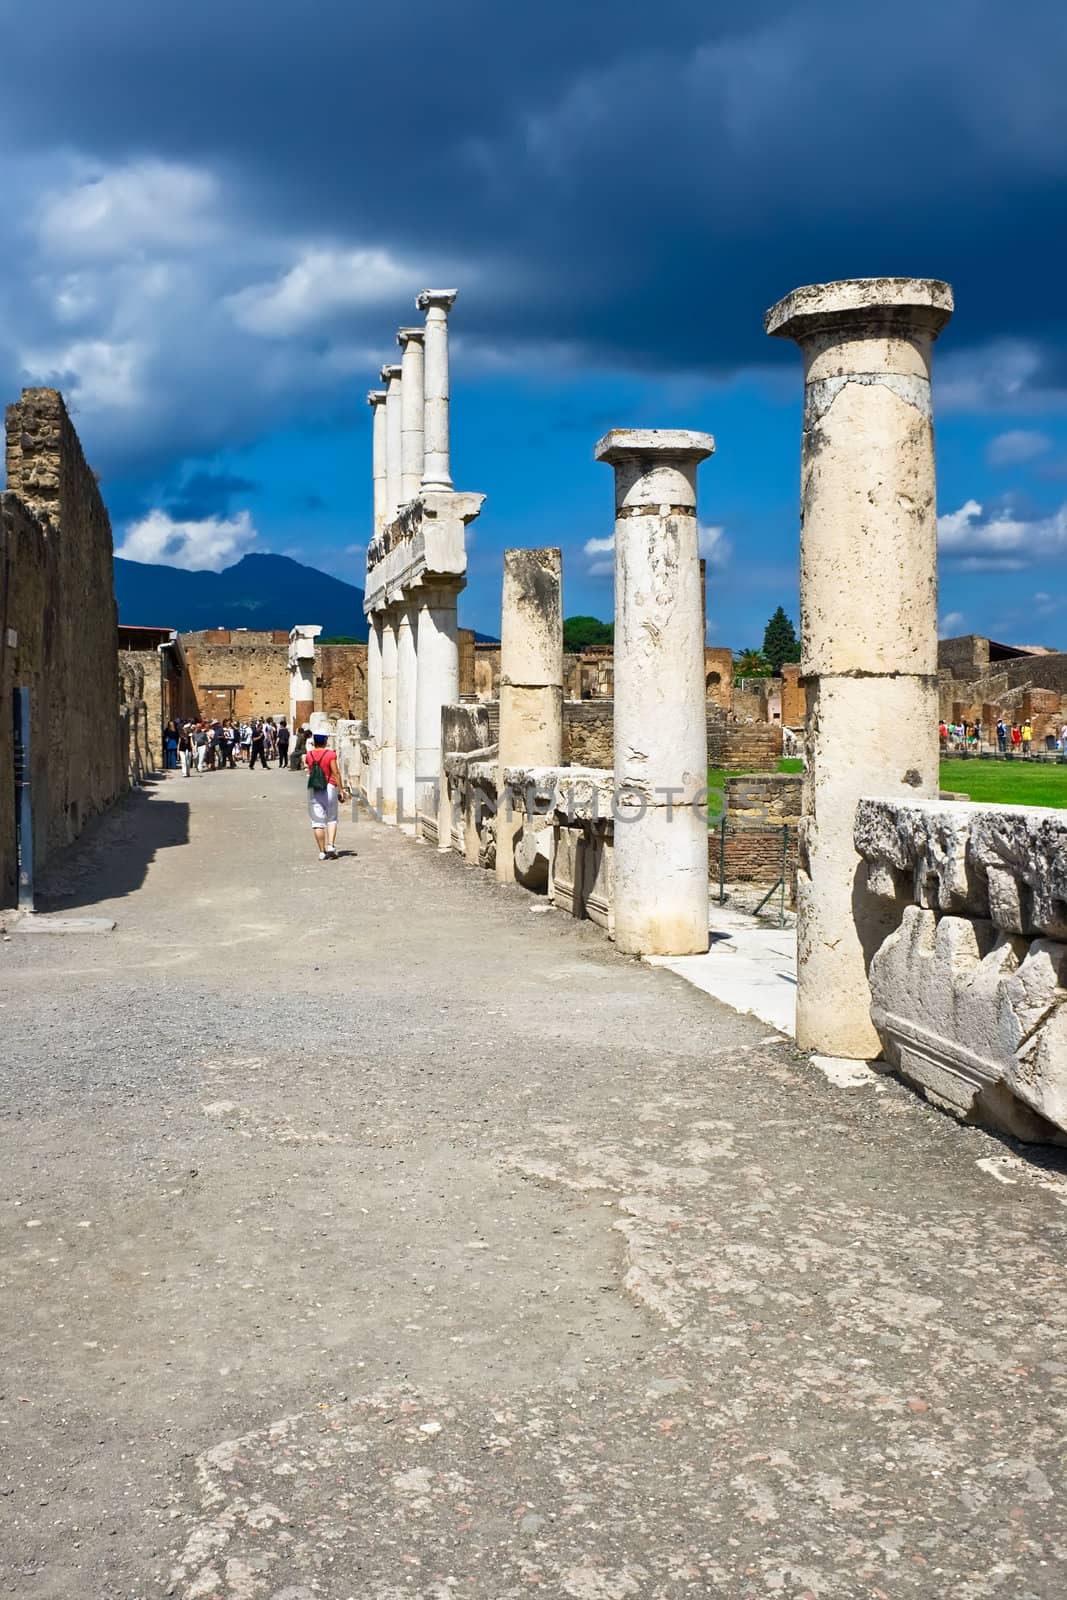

{"left": 166, "top": 471, "right": 260, "bottom": 522}
{"left": 0, "top": 0, "right": 1064, "bottom": 484}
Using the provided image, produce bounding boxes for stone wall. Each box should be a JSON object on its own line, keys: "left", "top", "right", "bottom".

{"left": 0, "top": 493, "right": 52, "bottom": 905}
{"left": 317, "top": 643, "right": 367, "bottom": 720}
{"left": 780, "top": 664, "right": 806, "bottom": 727}
{"left": 562, "top": 700, "right": 614, "bottom": 767}
{"left": 708, "top": 720, "right": 784, "bottom": 772}
{"left": 703, "top": 646, "right": 734, "bottom": 713}
{"left": 5, "top": 388, "right": 124, "bottom": 861}
{"left": 855, "top": 797, "right": 1067, "bottom": 1144}
{"left": 119, "top": 649, "right": 164, "bottom": 771}
{"left": 717, "top": 774, "right": 801, "bottom": 896}
{"left": 181, "top": 632, "right": 290, "bottom": 722}
{"left": 938, "top": 633, "right": 1067, "bottom": 740}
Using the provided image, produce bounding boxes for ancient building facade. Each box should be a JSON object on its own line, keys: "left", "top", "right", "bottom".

{"left": 1, "top": 388, "right": 128, "bottom": 906}
{"left": 938, "top": 633, "right": 1067, "bottom": 740}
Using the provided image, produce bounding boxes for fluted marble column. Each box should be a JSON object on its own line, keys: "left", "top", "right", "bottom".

{"left": 765, "top": 276, "right": 953, "bottom": 1059}
{"left": 397, "top": 327, "right": 425, "bottom": 507}
{"left": 414, "top": 582, "right": 461, "bottom": 843}
{"left": 395, "top": 601, "right": 418, "bottom": 834}
{"left": 595, "top": 429, "right": 714, "bottom": 957}
{"left": 381, "top": 363, "right": 403, "bottom": 522}
{"left": 367, "top": 389, "right": 387, "bottom": 534}
{"left": 379, "top": 610, "right": 398, "bottom": 823}
{"left": 416, "top": 289, "right": 457, "bottom": 492}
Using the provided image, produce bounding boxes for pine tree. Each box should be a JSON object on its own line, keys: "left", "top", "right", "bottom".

{"left": 762, "top": 607, "right": 800, "bottom": 674}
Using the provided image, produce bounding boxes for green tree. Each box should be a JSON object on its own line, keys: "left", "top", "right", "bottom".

{"left": 762, "top": 607, "right": 800, "bottom": 674}
{"left": 563, "top": 615, "right": 614, "bottom": 650}
{"left": 733, "top": 647, "right": 771, "bottom": 678}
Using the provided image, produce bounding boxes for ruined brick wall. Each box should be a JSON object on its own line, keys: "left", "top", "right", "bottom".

{"left": 119, "top": 649, "right": 164, "bottom": 772}
{"left": 780, "top": 664, "right": 807, "bottom": 727}
{"left": 708, "top": 721, "right": 784, "bottom": 771}
{"left": 562, "top": 701, "right": 613, "bottom": 766}
{"left": 180, "top": 634, "right": 290, "bottom": 722}
{"left": 317, "top": 643, "right": 367, "bottom": 720}
{"left": 458, "top": 630, "right": 476, "bottom": 697}
{"left": 5, "top": 388, "right": 124, "bottom": 864}
{"left": 938, "top": 653, "right": 1067, "bottom": 739}
{"left": 716, "top": 774, "right": 801, "bottom": 899}
{"left": 938, "top": 634, "right": 990, "bottom": 675}
{"left": 704, "top": 647, "right": 734, "bottom": 713}
{"left": 0, "top": 494, "right": 53, "bottom": 904}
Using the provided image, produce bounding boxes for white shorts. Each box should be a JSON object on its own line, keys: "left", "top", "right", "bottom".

{"left": 308, "top": 784, "right": 339, "bottom": 828}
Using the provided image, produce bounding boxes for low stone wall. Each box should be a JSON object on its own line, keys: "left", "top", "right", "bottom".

{"left": 562, "top": 700, "right": 613, "bottom": 767}
{"left": 708, "top": 721, "right": 784, "bottom": 772}
{"left": 717, "top": 774, "right": 801, "bottom": 896}
{"left": 855, "top": 797, "right": 1067, "bottom": 1144}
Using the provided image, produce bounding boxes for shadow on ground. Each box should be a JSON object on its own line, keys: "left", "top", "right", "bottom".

{"left": 34, "top": 782, "right": 190, "bottom": 911}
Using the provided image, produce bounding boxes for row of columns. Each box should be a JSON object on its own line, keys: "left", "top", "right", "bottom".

{"left": 366, "top": 289, "right": 457, "bottom": 531}
{"left": 491, "top": 277, "right": 950, "bottom": 1063}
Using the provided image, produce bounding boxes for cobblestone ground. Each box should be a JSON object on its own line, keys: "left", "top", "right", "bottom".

{"left": 1, "top": 770, "right": 1065, "bottom": 1599}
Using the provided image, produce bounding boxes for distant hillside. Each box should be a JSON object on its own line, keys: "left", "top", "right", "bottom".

{"left": 114, "top": 552, "right": 368, "bottom": 640}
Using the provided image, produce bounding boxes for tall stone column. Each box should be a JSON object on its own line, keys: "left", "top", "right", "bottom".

{"left": 395, "top": 600, "right": 418, "bottom": 834}
{"left": 379, "top": 610, "right": 399, "bottom": 823}
{"left": 397, "top": 328, "right": 425, "bottom": 507}
{"left": 288, "top": 625, "right": 322, "bottom": 731}
{"left": 595, "top": 430, "right": 714, "bottom": 957}
{"left": 366, "top": 611, "right": 383, "bottom": 802}
{"left": 765, "top": 276, "right": 953, "bottom": 1058}
{"left": 381, "top": 363, "right": 403, "bottom": 522}
{"left": 367, "top": 389, "right": 387, "bottom": 534}
{"left": 416, "top": 289, "right": 457, "bottom": 492}
{"left": 414, "top": 581, "right": 460, "bottom": 843}
{"left": 496, "top": 548, "right": 563, "bottom": 884}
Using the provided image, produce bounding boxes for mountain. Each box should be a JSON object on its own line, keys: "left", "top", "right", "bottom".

{"left": 114, "top": 552, "right": 368, "bottom": 640}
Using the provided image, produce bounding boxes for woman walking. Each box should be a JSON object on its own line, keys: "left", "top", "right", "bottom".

{"left": 177, "top": 723, "right": 193, "bottom": 778}
{"left": 306, "top": 731, "right": 345, "bottom": 859}
{"left": 163, "top": 720, "right": 179, "bottom": 770}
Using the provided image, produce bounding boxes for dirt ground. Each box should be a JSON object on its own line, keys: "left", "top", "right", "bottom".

{"left": 1, "top": 768, "right": 1065, "bottom": 1599}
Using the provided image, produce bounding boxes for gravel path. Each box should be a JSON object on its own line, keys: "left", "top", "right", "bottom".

{"left": 1, "top": 769, "right": 1065, "bottom": 1598}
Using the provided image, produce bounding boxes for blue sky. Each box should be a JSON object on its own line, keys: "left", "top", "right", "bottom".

{"left": 1, "top": 0, "right": 1065, "bottom": 646}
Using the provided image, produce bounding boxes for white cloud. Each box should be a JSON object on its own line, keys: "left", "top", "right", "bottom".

{"left": 698, "top": 522, "right": 732, "bottom": 568}
{"left": 936, "top": 341, "right": 1067, "bottom": 416}
{"left": 20, "top": 337, "right": 144, "bottom": 410}
{"left": 117, "top": 508, "right": 258, "bottom": 571}
{"left": 986, "top": 429, "right": 1053, "bottom": 467}
{"left": 583, "top": 532, "right": 615, "bottom": 577}
{"left": 940, "top": 610, "right": 966, "bottom": 633}
{"left": 938, "top": 498, "right": 1067, "bottom": 570}
{"left": 227, "top": 248, "right": 425, "bottom": 337}
{"left": 34, "top": 160, "right": 220, "bottom": 260}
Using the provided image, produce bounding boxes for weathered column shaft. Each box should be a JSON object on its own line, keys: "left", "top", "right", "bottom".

{"left": 765, "top": 276, "right": 953, "bottom": 1058}
{"left": 414, "top": 583, "right": 460, "bottom": 841}
{"left": 379, "top": 610, "right": 399, "bottom": 823}
{"left": 397, "top": 328, "right": 425, "bottom": 507}
{"left": 366, "top": 612, "right": 383, "bottom": 801}
{"left": 595, "top": 430, "right": 714, "bottom": 957}
{"left": 395, "top": 601, "right": 418, "bottom": 833}
{"left": 381, "top": 363, "right": 403, "bottom": 522}
{"left": 416, "top": 289, "right": 457, "bottom": 492}
{"left": 496, "top": 548, "right": 563, "bottom": 884}
{"left": 367, "top": 389, "right": 387, "bottom": 534}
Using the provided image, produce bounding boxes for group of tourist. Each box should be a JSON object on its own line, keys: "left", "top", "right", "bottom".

{"left": 939, "top": 718, "right": 1067, "bottom": 755}
{"left": 163, "top": 717, "right": 292, "bottom": 775}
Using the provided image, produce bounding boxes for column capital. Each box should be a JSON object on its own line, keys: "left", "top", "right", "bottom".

{"left": 397, "top": 326, "right": 425, "bottom": 349}
{"left": 416, "top": 288, "right": 458, "bottom": 314}
{"left": 594, "top": 428, "right": 715, "bottom": 466}
{"left": 765, "top": 277, "right": 953, "bottom": 344}
{"left": 367, "top": 388, "right": 387, "bottom": 408}
{"left": 380, "top": 362, "right": 402, "bottom": 383}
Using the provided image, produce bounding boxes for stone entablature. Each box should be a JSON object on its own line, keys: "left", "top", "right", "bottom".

{"left": 855, "top": 797, "right": 1067, "bottom": 1143}
{"left": 362, "top": 491, "right": 483, "bottom": 617}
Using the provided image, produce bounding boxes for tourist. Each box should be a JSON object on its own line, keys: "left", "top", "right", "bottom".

{"left": 276, "top": 718, "right": 290, "bottom": 769}
{"left": 177, "top": 723, "right": 193, "bottom": 777}
{"left": 996, "top": 719, "right": 1008, "bottom": 754}
{"left": 249, "top": 720, "right": 268, "bottom": 770}
{"left": 1021, "top": 720, "right": 1033, "bottom": 756}
{"left": 1060, "top": 722, "right": 1067, "bottom": 753}
{"left": 1010, "top": 724, "right": 1022, "bottom": 752}
{"left": 263, "top": 720, "right": 277, "bottom": 764}
{"left": 219, "top": 722, "right": 235, "bottom": 768}
{"left": 938, "top": 720, "right": 948, "bottom": 749}
{"left": 194, "top": 723, "right": 209, "bottom": 772}
{"left": 240, "top": 721, "right": 253, "bottom": 763}
{"left": 306, "top": 730, "right": 345, "bottom": 859}
{"left": 163, "top": 720, "right": 179, "bottom": 769}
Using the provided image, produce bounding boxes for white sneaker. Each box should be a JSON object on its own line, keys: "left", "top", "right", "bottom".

{"left": 326, "top": 846, "right": 338, "bottom": 858}
{"left": 318, "top": 850, "right": 327, "bottom": 860}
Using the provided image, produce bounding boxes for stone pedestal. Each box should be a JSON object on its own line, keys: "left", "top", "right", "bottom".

{"left": 367, "top": 389, "right": 387, "bottom": 534}
{"left": 595, "top": 430, "right": 714, "bottom": 957}
{"left": 765, "top": 276, "right": 953, "bottom": 1057}
{"left": 496, "top": 548, "right": 563, "bottom": 884}
{"left": 414, "top": 581, "right": 460, "bottom": 840}
{"left": 397, "top": 328, "right": 425, "bottom": 507}
{"left": 395, "top": 602, "right": 418, "bottom": 833}
{"left": 379, "top": 611, "right": 398, "bottom": 823}
{"left": 381, "top": 363, "right": 403, "bottom": 523}
{"left": 416, "top": 289, "right": 457, "bottom": 493}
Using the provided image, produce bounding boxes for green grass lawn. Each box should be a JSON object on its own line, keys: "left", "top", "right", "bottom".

{"left": 939, "top": 758, "right": 1067, "bottom": 809}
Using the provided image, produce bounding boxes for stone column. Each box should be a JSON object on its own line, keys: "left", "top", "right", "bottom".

{"left": 595, "top": 431, "right": 714, "bottom": 957}
{"left": 395, "top": 600, "right": 418, "bottom": 834}
{"left": 397, "top": 328, "right": 425, "bottom": 507}
{"left": 765, "top": 276, "right": 953, "bottom": 1058}
{"left": 379, "top": 610, "right": 398, "bottom": 823}
{"left": 366, "top": 612, "right": 383, "bottom": 803}
{"left": 414, "top": 581, "right": 460, "bottom": 844}
{"left": 288, "top": 625, "right": 322, "bottom": 732}
{"left": 416, "top": 289, "right": 457, "bottom": 492}
{"left": 381, "top": 363, "right": 403, "bottom": 522}
{"left": 496, "top": 548, "right": 563, "bottom": 884}
{"left": 367, "top": 389, "right": 387, "bottom": 534}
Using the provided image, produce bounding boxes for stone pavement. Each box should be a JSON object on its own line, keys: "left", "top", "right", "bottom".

{"left": 1, "top": 770, "right": 1065, "bottom": 1599}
